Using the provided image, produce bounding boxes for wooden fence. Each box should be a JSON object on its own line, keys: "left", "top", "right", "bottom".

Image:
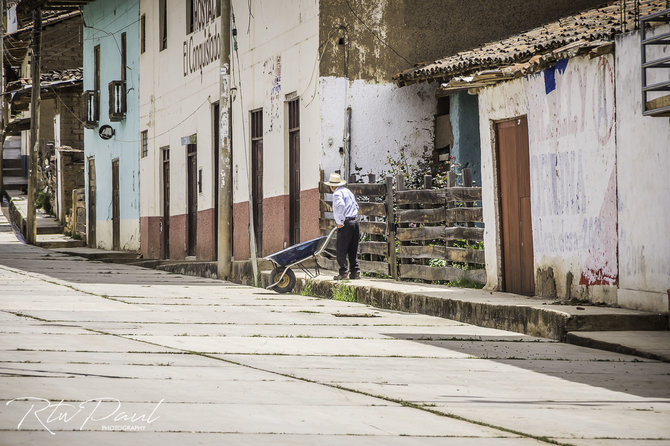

{"left": 396, "top": 169, "right": 485, "bottom": 284}
{"left": 318, "top": 171, "right": 397, "bottom": 278}
{"left": 318, "top": 168, "right": 484, "bottom": 285}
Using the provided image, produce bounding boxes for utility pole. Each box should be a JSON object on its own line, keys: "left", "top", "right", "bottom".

{"left": 217, "top": 0, "right": 233, "bottom": 280}
{"left": 0, "top": 0, "right": 6, "bottom": 197}
{"left": 26, "top": 7, "right": 41, "bottom": 244}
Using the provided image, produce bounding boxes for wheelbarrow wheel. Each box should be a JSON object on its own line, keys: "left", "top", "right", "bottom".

{"left": 271, "top": 267, "right": 296, "bottom": 293}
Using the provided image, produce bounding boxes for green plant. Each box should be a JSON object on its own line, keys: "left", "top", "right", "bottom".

{"left": 35, "top": 191, "right": 52, "bottom": 214}
{"left": 300, "top": 280, "right": 315, "bottom": 296}
{"left": 332, "top": 283, "right": 355, "bottom": 302}
{"left": 429, "top": 258, "right": 446, "bottom": 268}
{"left": 447, "top": 278, "right": 485, "bottom": 289}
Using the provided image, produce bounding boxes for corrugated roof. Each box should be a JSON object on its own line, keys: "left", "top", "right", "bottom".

{"left": 395, "top": 0, "right": 668, "bottom": 86}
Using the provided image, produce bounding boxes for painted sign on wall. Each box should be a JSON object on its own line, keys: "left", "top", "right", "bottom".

{"left": 183, "top": 0, "right": 221, "bottom": 76}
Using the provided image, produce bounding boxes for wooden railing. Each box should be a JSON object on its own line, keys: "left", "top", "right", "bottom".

{"left": 318, "top": 168, "right": 484, "bottom": 284}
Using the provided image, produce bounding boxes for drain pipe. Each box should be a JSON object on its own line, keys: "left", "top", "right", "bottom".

{"left": 344, "top": 106, "right": 351, "bottom": 180}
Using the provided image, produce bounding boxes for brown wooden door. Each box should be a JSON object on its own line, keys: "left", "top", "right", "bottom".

{"left": 288, "top": 99, "right": 300, "bottom": 245}
{"left": 187, "top": 144, "right": 197, "bottom": 257}
{"left": 112, "top": 159, "right": 120, "bottom": 251}
{"left": 495, "top": 117, "right": 534, "bottom": 295}
{"left": 251, "top": 110, "right": 263, "bottom": 256}
{"left": 212, "top": 102, "right": 219, "bottom": 260}
{"left": 162, "top": 148, "right": 170, "bottom": 259}
{"left": 87, "top": 158, "right": 96, "bottom": 247}
{"left": 251, "top": 139, "right": 263, "bottom": 256}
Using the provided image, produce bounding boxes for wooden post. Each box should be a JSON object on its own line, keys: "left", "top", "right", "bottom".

{"left": 349, "top": 173, "right": 356, "bottom": 183}
{"left": 447, "top": 171, "right": 457, "bottom": 188}
{"left": 217, "top": 0, "right": 234, "bottom": 280}
{"left": 386, "top": 176, "right": 397, "bottom": 280}
{"left": 423, "top": 174, "right": 432, "bottom": 190}
{"left": 0, "top": 0, "right": 5, "bottom": 196}
{"left": 368, "top": 173, "right": 375, "bottom": 184}
{"left": 26, "top": 8, "right": 42, "bottom": 245}
{"left": 462, "top": 168, "right": 472, "bottom": 187}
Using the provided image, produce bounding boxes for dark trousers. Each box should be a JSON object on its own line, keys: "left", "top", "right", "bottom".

{"left": 337, "top": 218, "right": 360, "bottom": 276}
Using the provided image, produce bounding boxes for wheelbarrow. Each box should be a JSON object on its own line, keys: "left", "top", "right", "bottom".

{"left": 265, "top": 227, "right": 338, "bottom": 293}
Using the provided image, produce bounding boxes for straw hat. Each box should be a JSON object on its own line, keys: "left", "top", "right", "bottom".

{"left": 324, "top": 172, "right": 346, "bottom": 187}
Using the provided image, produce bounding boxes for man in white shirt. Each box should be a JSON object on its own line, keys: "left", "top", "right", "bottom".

{"left": 325, "top": 172, "right": 360, "bottom": 280}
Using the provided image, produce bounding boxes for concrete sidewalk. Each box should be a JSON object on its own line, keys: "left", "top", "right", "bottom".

{"left": 45, "top": 243, "right": 669, "bottom": 362}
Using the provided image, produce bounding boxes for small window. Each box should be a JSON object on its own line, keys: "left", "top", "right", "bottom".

{"left": 141, "top": 130, "right": 148, "bottom": 158}
{"left": 140, "top": 14, "right": 146, "bottom": 54}
{"left": 84, "top": 90, "right": 99, "bottom": 128}
{"left": 186, "top": 0, "right": 193, "bottom": 34}
{"left": 159, "top": 0, "right": 167, "bottom": 51}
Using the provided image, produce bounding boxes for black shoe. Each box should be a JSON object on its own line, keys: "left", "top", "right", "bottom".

{"left": 333, "top": 274, "right": 348, "bottom": 281}
{"left": 349, "top": 273, "right": 360, "bottom": 280}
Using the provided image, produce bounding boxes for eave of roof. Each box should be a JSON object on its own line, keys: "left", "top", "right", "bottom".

{"left": 395, "top": 0, "right": 668, "bottom": 88}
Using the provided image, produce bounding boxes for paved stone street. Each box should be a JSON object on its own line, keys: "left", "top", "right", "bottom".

{"left": 1, "top": 213, "right": 669, "bottom": 446}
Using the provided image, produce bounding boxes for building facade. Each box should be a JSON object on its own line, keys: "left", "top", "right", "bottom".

{"left": 395, "top": 0, "right": 670, "bottom": 312}
{"left": 138, "top": 0, "right": 221, "bottom": 261}
{"left": 82, "top": 0, "right": 140, "bottom": 251}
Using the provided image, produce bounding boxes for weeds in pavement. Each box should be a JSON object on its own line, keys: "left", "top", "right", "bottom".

{"left": 300, "top": 280, "right": 315, "bottom": 296}
{"left": 332, "top": 283, "right": 355, "bottom": 302}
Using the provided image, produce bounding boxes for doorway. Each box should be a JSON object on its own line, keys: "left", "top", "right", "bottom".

{"left": 162, "top": 147, "right": 170, "bottom": 259}
{"left": 495, "top": 117, "right": 534, "bottom": 295}
{"left": 212, "top": 102, "right": 219, "bottom": 260}
{"left": 112, "top": 159, "right": 120, "bottom": 251}
{"left": 250, "top": 109, "right": 263, "bottom": 256}
{"left": 87, "top": 158, "right": 96, "bottom": 248}
{"left": 288, "top": 98, "right": 300, "bottom": 245}
{"left": 187, "top": 143, "right": 197, "bottom": 257}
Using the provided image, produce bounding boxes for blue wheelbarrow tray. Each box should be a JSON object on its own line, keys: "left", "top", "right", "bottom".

{"left": 265, "top": 227, "right": 337, "bottom": 291}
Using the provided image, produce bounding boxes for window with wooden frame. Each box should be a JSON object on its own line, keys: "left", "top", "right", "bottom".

{"left": 109, "top": 32, "right": 127, "bottom": 121}
{"left": 141, "top": 130, "right": 148, "bottom": 158}
{"left": 159, "top": 0, "right": 167, "bottom": 51}
{"left": 85, "top": 45, "right": 101, "bottom": 128}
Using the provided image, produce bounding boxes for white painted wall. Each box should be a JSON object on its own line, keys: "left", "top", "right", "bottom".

{"left": 230, "top": 0, "right": 320, "bottom": 203}
{"left": 615, "top": 28, "right": 670, "bottom": 312}
{"left": 479, "top": 54, "right": 618, "bottom": 303}
{"left": 139, "top": 0, "right": 220, "bottom": 219}
{"left": 320, "top": 78, "right": 437, "bottom": 180}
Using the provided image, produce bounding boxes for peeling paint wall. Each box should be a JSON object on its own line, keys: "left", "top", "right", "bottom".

{"left": 319, "top": 0, "right": 609, "bottom": 83}
{"left": 231, "top": 0, "right": 321, "bottom": 256}
{"left": 479, "top": 54, "right": 618, "bottom": 304}
{"left": 615, "top": 28, "right": 670, "bottom": 312}
{"left": 319, "top": 77, "right": 437, "bottom": 179}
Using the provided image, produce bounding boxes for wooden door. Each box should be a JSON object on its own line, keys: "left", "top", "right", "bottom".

{"left": 187, "top": 144, "right": 197, "bottom": 257}
{"left": 212, "top": 102, "right": 219, "bottom": 260}
{"left": 495, "top": 117, "right": 534, "bottom": 295}
{"left": 87, "top": 158, "right": 96, "bottom": 247}
{"left": 288, "top": 99, "right": 300, "bottom": 245}
{"left": 251, "top": 138, "right": 263, "bottom": 256}
{"left": 251, "top": 110, "right": 263, "bottom": 256}
{"left": 162, "top": 148, "right": 170, "bottom": 259}
{"left": 112, "top": 159, "right": 120, "bottom": 251}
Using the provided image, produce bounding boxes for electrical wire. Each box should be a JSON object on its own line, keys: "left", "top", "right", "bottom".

{"left": 343, "top": 0, "right": 412, "bottom": 66}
